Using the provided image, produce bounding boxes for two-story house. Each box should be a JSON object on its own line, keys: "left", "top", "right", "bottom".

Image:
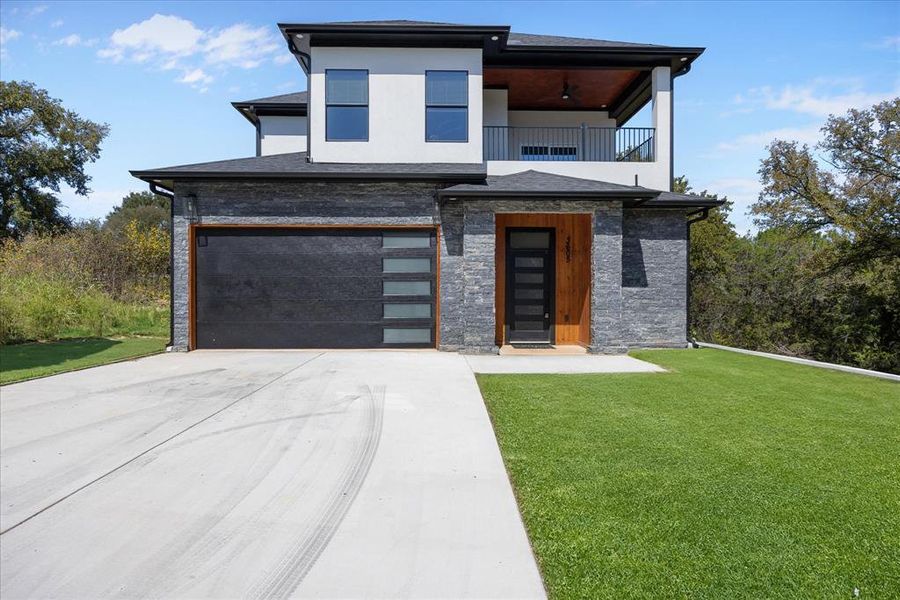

{"left": 132, "top": 20, "right": 722, "bottom": 352}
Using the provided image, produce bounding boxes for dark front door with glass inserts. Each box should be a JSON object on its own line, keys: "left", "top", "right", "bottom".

{"left": 505, "top": 228, "right": 555, "bottom": 344}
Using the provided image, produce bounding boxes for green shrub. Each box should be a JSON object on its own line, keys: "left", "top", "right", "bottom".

{"left": 0, "top": 226, "right": 169, "bottom": 344}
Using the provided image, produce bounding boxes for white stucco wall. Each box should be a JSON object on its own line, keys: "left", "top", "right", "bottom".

{"left": 482, "top": 89, "right": 508, "bottom": 126}
{"left": 309, "top": 47, "right": 483, "bottom": 163}
{"left": 651, "top": 66, "right": 672, "bottom": 189}
{"left": 486, "top": 160, "right": 670, "bottom": 190}
{"left": 259, "top": 115, "right": 307, "bottom": 156}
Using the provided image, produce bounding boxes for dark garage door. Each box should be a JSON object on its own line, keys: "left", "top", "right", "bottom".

{"left": 194, "top": 227, "right": 436, "bottom": 349}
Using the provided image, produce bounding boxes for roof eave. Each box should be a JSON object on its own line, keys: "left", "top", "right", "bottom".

{"left": 643, "top": 197, "right": 725, "bottom": 208}
{"left": 437, "top": 189, "right": 656, "bottom": 200}
{"left": 130, "top": 170, "right": 486, "bottom": 184}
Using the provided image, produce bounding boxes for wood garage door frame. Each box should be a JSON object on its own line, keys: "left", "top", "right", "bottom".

{"left": 187, "top": 223, "right": 441, "bottom": 351}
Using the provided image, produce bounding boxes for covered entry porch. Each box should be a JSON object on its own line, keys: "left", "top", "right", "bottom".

{"left": 495, "top": 213, "right": 592, "bottom": 348}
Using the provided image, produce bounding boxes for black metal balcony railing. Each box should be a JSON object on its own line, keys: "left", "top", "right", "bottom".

{"left": 483, "top": 126, "right": 655, "bottom": 162}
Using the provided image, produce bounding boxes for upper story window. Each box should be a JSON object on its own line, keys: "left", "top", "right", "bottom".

{"left": 425, "top": 71, "right": 467, "bottom": 142}
{"left": 326, "top": 69, "right": 368, "bottom": 141}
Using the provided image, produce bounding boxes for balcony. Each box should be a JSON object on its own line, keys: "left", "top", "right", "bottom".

{"left": 483, "top": 126, "right": 654, "bottom": 162}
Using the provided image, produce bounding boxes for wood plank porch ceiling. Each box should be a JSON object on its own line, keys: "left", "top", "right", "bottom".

{"left": 483, "top": 67, "right": 642, "bottom": 111}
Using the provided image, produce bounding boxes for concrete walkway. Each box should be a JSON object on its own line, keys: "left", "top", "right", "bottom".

{"left": 466, "top": 353, "right": 665, "bottom": 374}
{"left": 0, "top": 351, "right": 545, "bottom": 599}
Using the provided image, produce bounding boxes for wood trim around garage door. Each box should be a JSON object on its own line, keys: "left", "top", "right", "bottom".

{"left": 186, "top": 223, "right": 440, "bottom": 351}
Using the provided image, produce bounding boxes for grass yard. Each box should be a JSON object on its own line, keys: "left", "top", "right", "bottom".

{"left": 0, "top": 337, "right": 167, "bottom": 385}
{"left": 478, "top": 349, "right": 900, "bottom": 599}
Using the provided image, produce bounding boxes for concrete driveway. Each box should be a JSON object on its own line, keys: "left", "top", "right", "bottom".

{"left": 0, "top": 351, "right": 545, "bottom": 599}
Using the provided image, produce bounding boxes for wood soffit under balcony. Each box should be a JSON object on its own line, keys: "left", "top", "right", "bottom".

{"left": 483, "top": 68, "right": 643, "bottom": 112}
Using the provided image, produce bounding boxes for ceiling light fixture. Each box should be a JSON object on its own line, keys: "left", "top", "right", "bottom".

{"left": 561, "top": 82, "right": 570, "bottom": 100}
{"left": 490, "top": 35, "right": 499, "bottom": 41}
{"left": 680, "top": 56, "right": 687, "bottom": 62}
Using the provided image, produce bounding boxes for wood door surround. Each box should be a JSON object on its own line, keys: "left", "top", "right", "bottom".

{"left": 495, "top": 214, "right": 592, "bottom": 346}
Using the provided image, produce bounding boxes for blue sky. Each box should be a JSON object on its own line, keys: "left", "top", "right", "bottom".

{"left": 1, "top": 0, "right": 898, "bottom": 232}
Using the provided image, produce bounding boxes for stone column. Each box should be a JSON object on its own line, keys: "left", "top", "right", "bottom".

{"left": 171, "top": 188, "right": 192, "bottom": 351}
{"left": 462, "top": 202, "right": 498, "bottom": 353}
{"left": 438, "top": 200, "right": 465, "bottom": 350}
{"left": 590, "top": 202, "right": 626, "bottom": 353}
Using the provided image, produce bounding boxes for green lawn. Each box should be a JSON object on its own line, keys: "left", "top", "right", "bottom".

{"left": 0, "top": 337, "right": 167, "bottom": 385}
{"left": 478, "top": 349, "right": 900, "bottom": 599}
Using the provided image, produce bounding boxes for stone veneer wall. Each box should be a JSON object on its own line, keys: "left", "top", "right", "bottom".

{"left": 170, "top": 180, "right": 689, "bottom": 352}
{"left": 621, "top": 208, "right": 690, "bottom": 347}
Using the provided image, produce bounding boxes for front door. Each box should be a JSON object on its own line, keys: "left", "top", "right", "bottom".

{"left": 505, "top": 228, "right": 555, "bottom": 344}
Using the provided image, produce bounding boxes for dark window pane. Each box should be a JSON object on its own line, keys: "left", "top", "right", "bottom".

{"left": 514, "top": 321, "right": 545, "bottom": 331}
{"left": 426, "top": 71, "right": 467, "bottom": 105}
{"left": 515, "top": 256, "right": 543, "bottom": 268}
{"left": 515, "top": 288, "right": 544, "bottom": 300}
{"left": 515, "top": 304, "right": 544, "bottom": 315}
{"left": 515, "top": 272, "right": 544, "bottom": 284}
{"left": 326, "top": 70, "right": 368, "bottom": 104}
{"left": 510, "top": 231, "right": 551, "bottom": 249}
{"left": 326, "top": 106, "right": 368, "bottom": 140}
{"left": 426, "top": 107, "right": 467, "bottom": 142}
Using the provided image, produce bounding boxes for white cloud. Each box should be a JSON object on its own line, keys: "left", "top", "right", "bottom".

{"left": 0, "top": 26, "right": 22, "bottom": 58}
{"left": 273, "top": 53, "right": 293, "bottom": 65}
{"left": 53, "top": 34, "right": 98, "bottom": 48}
{"left": 733, "top": 79, "right": 899, "bottom": 119}
{"left": 868, "top": 35, "right": 900, "bottom": 50}
{"left": 28, "top": 4, "right": 48, "bottom": 16}
{"left": 1, "top": 27, "right": 22, "bottom": 44}
{"left": 50, "top": 19, "right": 64, "bottom": 28}
{"left": 97, "top": 14, "right": 286, "bottom": 91}
{"left": 179, "top": 68, "right": 213, "bottom": 85}
{"left": 100, "top": 14, "right": 203, "bottom": 63}
{"left": 716, "top": 125, "right": 823, "bottom": 152}
{"left": 204, "top": 23, "right": 280, "bottom": 68}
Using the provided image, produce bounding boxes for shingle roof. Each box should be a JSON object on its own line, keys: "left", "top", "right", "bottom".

{"left": 131, "top": 152, "right": 487, "bottom": 186}
{"left": 438, "top": 170, "right": 658, "bottom": 198}
{"left": 318, "top": 20, "right": 467, "bottom": 27}
{"left": 438, "top": 170, "right": 723, "bottom": 208}
{"left": 133, "top": 157, "right": 721, "bottom": 208}
{"left": 279, "top": 20, "right": 686, "bottom": 52}
{"left": 506, "top": 31, "right": 663, "bottom": 49}
{"left": 233, "top": 91, "right": 307, "bottom": 106}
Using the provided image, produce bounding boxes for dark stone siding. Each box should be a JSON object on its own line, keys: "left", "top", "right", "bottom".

{"left": 621, "top": 208, "right": 689, "bottom": 347}
{"left": 169, "top": 180, "right": 689, "bottom": 352}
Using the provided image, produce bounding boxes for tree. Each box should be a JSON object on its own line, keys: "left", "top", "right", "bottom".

{"left": 754, "top": 98, "right": 899, "bottom": 269}
{"left": 0, "top": 81, "right": 109, "bottom": 239}
{"left": 676, "top": 176, "right": 740, "bottom": 341}
{"left": 750, "top": 98, "right": 900, "bottom": 372}
{"left": 104, "top": 191, "right": 170, "bottom": 236}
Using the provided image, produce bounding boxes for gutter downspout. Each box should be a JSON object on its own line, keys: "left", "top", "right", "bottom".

{"left": 149, "top": 182, "right": 176, "bottom": 351}
{"left": 685, "top": 206, "right": 710, "bottom": 348}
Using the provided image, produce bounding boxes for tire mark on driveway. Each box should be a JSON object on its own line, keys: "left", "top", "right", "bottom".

{"left": 251, "top": 384, "right": 386, "bottom": 599}
{"left": 0, "top": 353, "right": 324, "bottom": 536}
